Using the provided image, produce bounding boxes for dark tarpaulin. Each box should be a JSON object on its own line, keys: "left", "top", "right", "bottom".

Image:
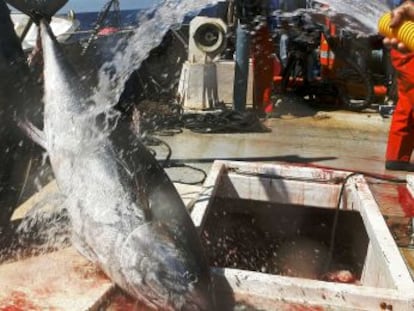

{"left": 0, "top": 0, "right": 41, "bottom": 228}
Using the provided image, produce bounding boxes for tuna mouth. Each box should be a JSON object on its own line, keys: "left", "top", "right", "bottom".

{"left": 5, "top": 0, "right": 68, "bottom": 22}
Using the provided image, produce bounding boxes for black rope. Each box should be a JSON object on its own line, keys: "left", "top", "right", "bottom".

{"left": 182, "top": 110, "right": 271, "bottom": 134}
{"left": 323, "top": 172, "right": 361, "bottom": 274}
{"left": 81, "top": 0, "right": 121, "bottom": 55}
{"left": 142, "top": 136, "right": 172, "bottom": 163}
{"left": 138, "top": 103, "right": 271, "bottom": 136}
{"left": 321, "top": 169, "right": 405, "bottom": 276}
{"left": 141, "top": 135, "right": 207, "bottom": 185}
{"left": 165, "top": 164, "right": 208, "bottom": 185}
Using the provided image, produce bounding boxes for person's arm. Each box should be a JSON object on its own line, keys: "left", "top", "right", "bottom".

{"left": 383, "top": 0, "right": 414, "bottom": 52}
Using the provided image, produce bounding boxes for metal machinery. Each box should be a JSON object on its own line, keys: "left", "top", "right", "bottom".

{"left": 276, "top": 5, "right": 391, "bottom": 111}
{"left": 177, "top": 16, "right": 227, "bottom": 110}
{"left": 5, "top": 0, "right": 69, "bottom": 44}
{"left": 81, "top": 0, "right": 121, "bottom": 55}
{"left": 177, "top": 0, "right": 278, "bottom": 112}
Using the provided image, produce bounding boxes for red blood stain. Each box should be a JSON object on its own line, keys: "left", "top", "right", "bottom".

{"left": 398, "top": 186, "right": 414, "bottom": 217}
{"left": 285, "top": 304, "right": 324, "bottom": 311}
{"left": 297, "top": 162, "right": 399, "bottom": 181}
{"left": 71, "top": 262, "right": 111, "bottom": 289}
{"left": 0, "top": 291, "right": 41, "bottom": 311}
{"left": 33, "top": 286, "right": 54, "bottom": 298}
{"left": 378, "top": 190, "right": 398, "bottom": 205}
{"left": 109, "top": 294, "right": 135, "bottom": 311}
{"left": 108, "top": 294, "right": 152, "bottom": 311}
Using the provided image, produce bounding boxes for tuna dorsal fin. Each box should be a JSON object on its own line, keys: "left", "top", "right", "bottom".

{"left": 17, "top": 118, "right": 47, "bottom": 149}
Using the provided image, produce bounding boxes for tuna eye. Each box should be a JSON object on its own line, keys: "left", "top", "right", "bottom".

{"left": 184, "top": 272, "right": 198, "bottom": 283}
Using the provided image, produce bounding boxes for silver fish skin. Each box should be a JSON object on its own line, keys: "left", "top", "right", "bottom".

{"left": 38, "top": 20, "right": 215, "bottom": 310}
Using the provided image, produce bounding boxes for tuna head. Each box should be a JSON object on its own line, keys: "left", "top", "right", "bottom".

{"left": 120, "top": 221, "right": 215, "bottom": 311}
{"left": 5, "top": 0, "right": 68, "bottom": 22}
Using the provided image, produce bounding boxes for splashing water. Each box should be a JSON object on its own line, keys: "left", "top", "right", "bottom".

{"left": 1, "top": 0, "right": 218, "bottom": 262}
{"left": 95, "top": 0, "right": 217, "bottom": 109}
{"left": 315, "top": 0, "right": 391, "bottom": 34}
{"left": 0, "top": 192, "right": 70, "bottom": 263}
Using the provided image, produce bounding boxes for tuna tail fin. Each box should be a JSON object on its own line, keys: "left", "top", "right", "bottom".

{"left": 5, "top": 0, "right": 68, "bottom": 23}
{"left": 17, "top": 119, "right": 47, "bottom": 149}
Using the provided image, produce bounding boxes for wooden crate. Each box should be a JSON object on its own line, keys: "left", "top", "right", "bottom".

{"left": 191, "top": 161, "right": 414, "bottom": 311}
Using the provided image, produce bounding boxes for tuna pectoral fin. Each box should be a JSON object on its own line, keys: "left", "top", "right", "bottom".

{"left": 17, "top": 119, "right": 47, "bottom": 149}
{"left": 72, "top": 231, "right": 99, "bottom": 264}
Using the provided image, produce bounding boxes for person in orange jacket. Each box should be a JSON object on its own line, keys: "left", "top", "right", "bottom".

{"left": 383, "top": 0, "right": 414, "bottom": 171}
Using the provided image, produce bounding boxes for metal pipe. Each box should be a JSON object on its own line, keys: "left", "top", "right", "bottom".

{"left": 19, "top": 19, "right": 33, "bottom": 43}
{"left": 233, "top": 22, "right": 250, "bottom": 112}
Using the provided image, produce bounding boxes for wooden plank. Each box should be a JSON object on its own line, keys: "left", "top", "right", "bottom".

{"left": 384, "top": 216, "right": 412, "bottom": 247}
{"left": 192, "top": 161, "right": 414, "bottom": 310}
{"left": 361, "top": 242, "right": 394, "bottom": 289}
{"left": 0, "top": 247, "right": 115, "bottom": 311}
{"left": 212, "top": 268, "right": 414, "bottom": 311}
{"left": 401, "top": 248, "right": 414, "bottom": 280}
{"left": 217, "top": 173, "right": 342, "bottom": 208}
{"left": 368, "top": 183, "right": 406, "bottom": 217}
{"left": 407, "top": 175, "right": 414, "bottom": 198}
{"left": 191, "top": 161, "right": 225, "bottom": 229}
{"left": 346, "top": 179, "right": 414, "bottom": 291}
{"left": 222, "top": 160, "right": 352, "bottom": 181}
{"left": 11, "top": 181, "right": 59, "bottom": 221}
{"left": 173, "top": 182, "right": 202, "bottom": 209}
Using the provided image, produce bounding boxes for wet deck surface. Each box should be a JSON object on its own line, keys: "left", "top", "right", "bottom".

{"left": 162, "top": 109, "right": 390, "bottom": 176}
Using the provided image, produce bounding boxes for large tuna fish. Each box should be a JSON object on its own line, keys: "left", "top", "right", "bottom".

{"left": 23, "top": 20, "right": 215, "bottom": 310}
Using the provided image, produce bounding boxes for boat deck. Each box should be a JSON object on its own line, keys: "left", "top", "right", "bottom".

{"left": 2, "top": 99, "right": 414, "bottom": 310}
{"left": 158, "top": 100, "right": 414, "bottom": 276}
